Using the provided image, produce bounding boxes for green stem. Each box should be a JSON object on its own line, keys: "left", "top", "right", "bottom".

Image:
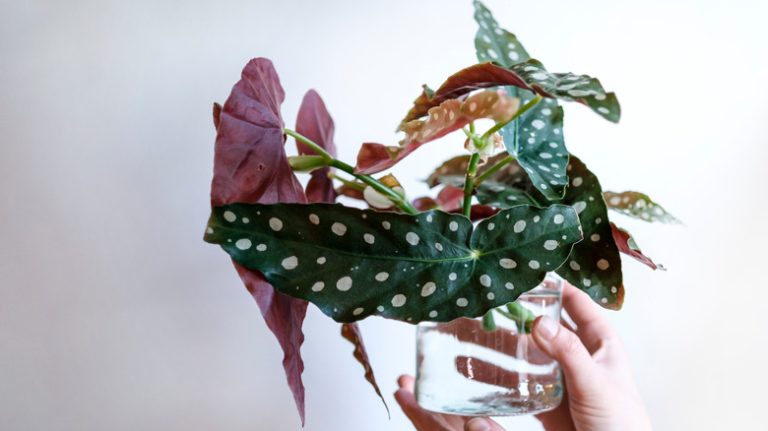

{"left": 505, "top": 302, "right": 536, "bottom": 334}
{"left": 474, "top": 155, "right": 514, "bottom": 186}
{"left": 462, "top": 153, "right": 481, "bottom": 217}
{"left": 482, "top": 311, "right": 497, "bottom": 331}
{"left": 329, "top": 172, "right": 364, "bottom": 191}
{"left": 284, "top": 129, "right": 333, "bottom": 161}
{"left": 284, "top": 128, "right": 419, "bottom": 215}
{"left": 480, "top": 94, "right": 543, "bottom": 140}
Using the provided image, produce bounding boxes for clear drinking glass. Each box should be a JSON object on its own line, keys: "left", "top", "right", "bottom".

{"left": 415, "top": 273, "right": 563, "bottom": 416}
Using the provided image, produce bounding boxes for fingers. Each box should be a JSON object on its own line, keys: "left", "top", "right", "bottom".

{"left": 395, "top": 375, "right": 454, "bottom": 431}
{"left": 532, "top": 316, "right": 598, "bottom": 398}
{"left": 561, "top": 282, "right": 615, "bottom": 351}
{"left": 464, "top": 418, "right": 506, "bottom": 431}
{"left": 535, "top": 394, "right": 577, "bottom": 431}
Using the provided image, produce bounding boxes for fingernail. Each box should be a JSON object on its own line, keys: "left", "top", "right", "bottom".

{"left": 465, "top": 418, "right": 491, "bottom": 431}
{"left": 535, "top": 316, "right": 559, "bottom": 340}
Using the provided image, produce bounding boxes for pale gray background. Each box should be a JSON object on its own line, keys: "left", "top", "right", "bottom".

{"left": 2, "top": 0, "right": 767, "bottom": 430}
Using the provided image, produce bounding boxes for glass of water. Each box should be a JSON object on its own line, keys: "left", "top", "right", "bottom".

{"left": 415, "top": 273, "right": 563, "bottom": 416}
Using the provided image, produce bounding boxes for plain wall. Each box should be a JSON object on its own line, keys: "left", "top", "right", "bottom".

{"left": 1, "top": 0, "right": 767, "bottom": 430}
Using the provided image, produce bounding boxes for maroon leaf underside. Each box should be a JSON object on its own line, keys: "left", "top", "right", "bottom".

{"left": 296, "top": 90, "right": 338, "bottom": 204}
{"left": 356, "top": 90, "right": 518, "bottom": 175}
{"left": 211, "top": 58, "right": 308, "bottom": 425}
{"left": 341, "top": 323, "right": 390, "bottom": 416}
{"left": 294, "top": 90, "right": 388, "bottom": 413}
{"left": 609, "top": 222, "right": 660, "bottom": 270}
{"left": 402, "top": 63, "right": 531, "bottom": 124}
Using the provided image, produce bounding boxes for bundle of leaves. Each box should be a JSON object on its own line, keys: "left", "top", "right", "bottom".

{"left": 204, "top": 0, "right": 677, "bottom": 424}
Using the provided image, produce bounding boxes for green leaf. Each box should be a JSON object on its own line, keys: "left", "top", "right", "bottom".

{"left": 604, "top": 191, "right": 680, "bottom": 224}
{"left": 500, "top": 97, "right": 569, "bottom": 200}
{"left": 473, "top": 2, "right": 569, "bottom": 200}
{"left": 429, "top": 154, "right": 624, "bottom": 309}
{"left": 473, "top": 0, "right": 530, "bottom": 67}
{"left": 205, "top": 203, "right": 582, "bottom": 323}
{"left": 509, "top": 60, "right": 620, "bottom": 123}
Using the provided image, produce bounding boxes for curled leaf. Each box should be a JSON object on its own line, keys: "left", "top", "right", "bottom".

{"left": 296, "top": 90, "right": 337, "bottom": 204}
{"left": 341, "top": 323, "right": 390, "bottom": 416}
{"left": 210, "top": 58, "right": 308, "bottom": 424}
{"left": 610, "top": 223, "right": 664, "bottom": 270}
{"left": 205, "top": 203, "right": 582, "bottom": 323}
{"left": 356, "top": 90, "right": 519, "bottom": 175}
{"left": 363, "top": 174, "right": 405, "bottom": 209}
{"left": 604, "top": 191, "right": 680, "bottom": 224}
{"left": 401, "top": 60, "right": 620, "bottom": 127}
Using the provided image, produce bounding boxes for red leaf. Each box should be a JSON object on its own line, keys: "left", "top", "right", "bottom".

{"left": 341, "top": 323, "right": 390, "bottom": 417}
{"left": 436, "top": 185, "right": 464, "bottom": 212}
{"left": 402, "top": 63, "right": 530, "bottom": 125}
{"left": 610, "top": 222, "right": 662, "bottom": 270}
{"left": 412, "top": 197, "right": 439, "bottom": 211}
{"left": 296, "top": 90, "right": 338, "bottom": 204}
{"left": 235, "top": 264, "right": 308, "bottom": 420}
{"left": 211, "top": 58, "right": 308, "bottom": 425}
{"left": 356, "top": 90, "right": 519, "bottom": 174}
{"left": 296, "top": 95, "right": 388, "bottom": 411}
{"left": 212, "top": 102, "right": 222, "bottom": 129}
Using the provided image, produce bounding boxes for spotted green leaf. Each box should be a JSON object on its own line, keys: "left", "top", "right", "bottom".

{"left": 604, "top": 191, "right": 680, "bottom": 224}
{"left": 473, "top": 0, "right": 530, "bottom": 67}
{"left": 480, "top": 157, "right": 623, "bottom": 308}
{"left": 428, "top": 153, "right": 624, "bottom": 309}
{"left": 508, "top": 60, "right": 620, "bottom": 123}
{"left": 500, "top": 97, "right": 568, "bottom": 200}
{"left": 204, "top": 203, "right": 582, "bottom": 323}
{"left": 473, "top": 2, "right": 569, "bottom": 199}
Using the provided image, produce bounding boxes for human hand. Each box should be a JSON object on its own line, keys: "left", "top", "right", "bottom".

{"left": 395, "top": 282, "right": 653, "bottom": 431}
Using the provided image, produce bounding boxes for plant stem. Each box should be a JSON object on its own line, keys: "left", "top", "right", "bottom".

{"left": 329, "top": 172, "right": 364, "bottom": 190}
{"left": 284, "top": 128, "right": 419, "bottom": 215}
{"left": 284, "top": 129, "right": 333, "bottom": 161}
{"left": 462, "top": 152, "right": 481, "bottom": 217}
{"left": 482, "top": 311, "right": 497, "bottom": 331}
{"left": 480, "top": 94, "right": 543, "bottom": 140}
{"left": 474, "top": 155, "right": 514, "bottom": 186}
{"left": 505, "top": 302, "right": 536, "bottom": 334}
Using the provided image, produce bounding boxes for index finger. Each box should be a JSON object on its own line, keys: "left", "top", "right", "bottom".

{"left": 561, "top": 282, "right": 615, "bottom": 348}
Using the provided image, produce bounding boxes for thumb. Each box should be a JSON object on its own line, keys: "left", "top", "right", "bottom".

{"left": 532, "top": 316, "right": 598, "bottom": 396}
{"left": 465, "top": 417, "right": 506, "bottom": 431}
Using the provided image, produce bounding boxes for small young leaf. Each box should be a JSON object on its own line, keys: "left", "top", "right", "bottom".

{"left": 210, "top": 58, "right": 308, "bottom": 424}
{"left": 296, "top": 90, "right": 337, "bottom": 204}
{"left": 205, "top": 203, "right": 582, "bottom": 323}
{"left": 604, "top": 191, "right": 680, "bottom": 224}
{"left": 357, "top": 90, "right": 519, "bottom": 175}
{"left": 438, "top": 154, "right": 625, "bottom": 309}
{"left": 401, "top": 61, "right": 619, "bottom": 126}
{"left": 610, "top": 223, "right": 664, "bottom": 270}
